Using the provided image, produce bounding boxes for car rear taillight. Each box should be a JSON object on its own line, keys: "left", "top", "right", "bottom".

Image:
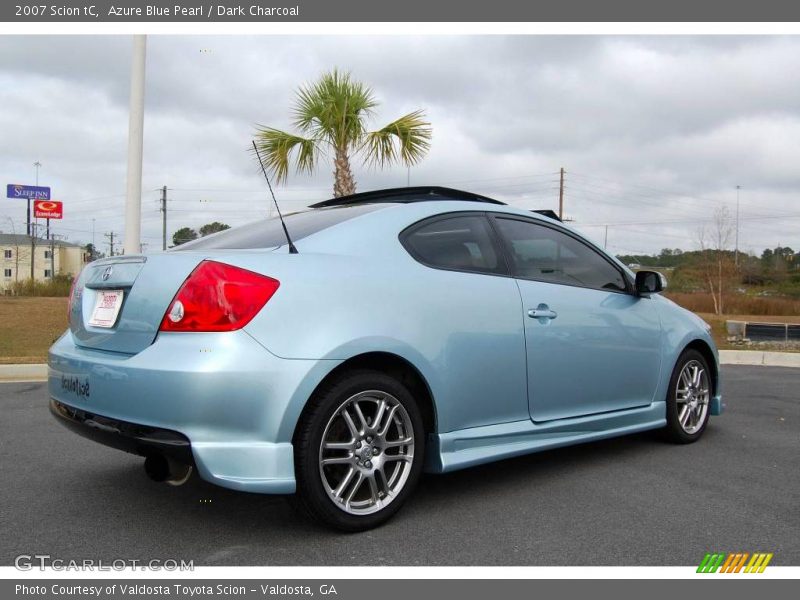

{"left": 159, "top": 260, "right": 279, "bottom": 332}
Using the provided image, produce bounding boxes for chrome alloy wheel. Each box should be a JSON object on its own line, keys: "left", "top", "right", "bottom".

{"left": 675, "top": 359, "right": 710, "bottom": 435}
{"left": 318, "top": 390, "right": 415, "bottom": 515}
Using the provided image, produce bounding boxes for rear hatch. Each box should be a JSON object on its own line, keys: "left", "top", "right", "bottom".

{"left": 69, "top": 254, "right": 204, "bottom": 354}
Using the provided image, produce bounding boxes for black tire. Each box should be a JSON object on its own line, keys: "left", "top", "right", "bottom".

{"left": 663, "top": 349, "right": 712, "bottom": 444}
{"left": 292, "top": 369, "right": 425, "bottom": 532}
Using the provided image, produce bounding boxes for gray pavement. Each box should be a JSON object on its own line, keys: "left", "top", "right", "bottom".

{"left": 1, "top": 366, "right": 798, "bottom": 566}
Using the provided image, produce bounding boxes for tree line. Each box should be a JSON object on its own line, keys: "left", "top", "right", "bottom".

{"left": 172, "top": 221, "right": 230, "bottom": 246}
{"left": 618, "top": 244, "right": 799, "bottom": 314}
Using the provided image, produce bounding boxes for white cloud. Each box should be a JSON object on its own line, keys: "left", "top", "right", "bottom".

{"left": 0, "top": 34, "right": 798, "bottom": 255}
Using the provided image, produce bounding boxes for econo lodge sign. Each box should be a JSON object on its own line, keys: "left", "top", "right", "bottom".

{"left": 33, "top": 200, "right": 63, "bottom": 219}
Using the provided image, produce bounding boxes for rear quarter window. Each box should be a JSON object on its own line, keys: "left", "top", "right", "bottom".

{"left": 401, "top": 214, "right": 506, "bottom": 275}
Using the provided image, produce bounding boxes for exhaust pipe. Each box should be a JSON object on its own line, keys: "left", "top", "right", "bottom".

{"left": 144, "top": 454, "right": 193, "bottom": 486}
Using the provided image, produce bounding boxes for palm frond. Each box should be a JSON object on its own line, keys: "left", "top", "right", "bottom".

{"left": 253, "top": 127, "right": 318, "bottom": 184}
{"left": 361, "top": 110, "right": 432, "bottom": 169}
{"left": 292, "top": 69, "right": 377, "bottom": 149}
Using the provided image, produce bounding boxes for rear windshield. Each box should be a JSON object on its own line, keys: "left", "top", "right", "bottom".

{"left": 172, "top": 204, "right": 387, "bottom": 251}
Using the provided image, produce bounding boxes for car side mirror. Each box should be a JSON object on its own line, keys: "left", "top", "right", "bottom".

{"left": 635, "top": 270, "right": 667, "bottom": 296}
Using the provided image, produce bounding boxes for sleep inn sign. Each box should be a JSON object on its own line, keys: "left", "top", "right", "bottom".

{"left": 6, "top": 184, "right": 50, "bottom": 200}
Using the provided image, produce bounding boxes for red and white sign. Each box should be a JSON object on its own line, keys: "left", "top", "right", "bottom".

{"left": 33, "top": 199, "right": 63, "bottom": 219}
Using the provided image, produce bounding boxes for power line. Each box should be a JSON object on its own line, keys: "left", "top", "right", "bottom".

{"left": 578, "top": 211, "right": 800, "bottom": 228}
{"left": 567, "top": 171, "right": 766, "bottom": 209}
{"left": 564, "top": 182, "right": 718, "bottom": 220}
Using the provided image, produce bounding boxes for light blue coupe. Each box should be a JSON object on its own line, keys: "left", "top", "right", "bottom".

{"left": 49, "top": 187, "right": 722, "bottom": 531}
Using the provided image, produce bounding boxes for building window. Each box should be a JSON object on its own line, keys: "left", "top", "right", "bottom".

{"left": 3, "top": 269, "right": 11, "bottom": 278}
{"left": 3, "top": 250, "right": 11, "bottom": 259}
{"left": 44, "top": 269, "right": 52, "bottom": 278}
{"left": 44, "top": 250, "right": 52, "bottom": 259}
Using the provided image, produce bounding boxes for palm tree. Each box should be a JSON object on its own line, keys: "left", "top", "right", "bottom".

{"left": 255, "top": 69, "right": 432, "bottom": 197}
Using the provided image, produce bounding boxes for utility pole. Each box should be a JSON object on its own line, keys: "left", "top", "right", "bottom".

{"left": 558, "top": 167, "right": 565, "bottom": 220}
{"left": 91, "top": 218, "right": 96, "bottom": 259}
{"left": 105, "top": 231, "right": 116, "bottom": 257}
{"left": 29, "top": 222, "right": 36, "bottom": 280}
{"left": 735, "top": 185, "right": 741, "bottom": 267}
{"left": 123, "top": 35, "right": 147, "bottom": 256}
{"left": 49, "top": 233, "right": 67, "bottom": 278}
{"left": 604, "top": 225, "right": 609, "bottom": 249}
{"left": 160, "top": 185, "right": 168, "bottom": 251}
{"left": 50, "top": 234, "right": 55, "bottom": 279}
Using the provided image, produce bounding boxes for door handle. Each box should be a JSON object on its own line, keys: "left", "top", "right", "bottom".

{"left": 528, "top": 304, "right": 558, "bottom": 320}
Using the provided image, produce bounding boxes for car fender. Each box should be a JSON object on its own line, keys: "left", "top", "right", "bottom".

{"left": 653, "top": 296, "right": 721, "bottom": 412}
{"left": 273, "top": 336, "right": 442, "bottom": 441}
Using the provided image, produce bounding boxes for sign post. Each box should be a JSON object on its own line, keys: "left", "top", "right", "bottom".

{"left": 34, "top": 200, "right": 63, "bottom": 279}
{"left": 6, "top": 184, "right": 51, "bottom": 236}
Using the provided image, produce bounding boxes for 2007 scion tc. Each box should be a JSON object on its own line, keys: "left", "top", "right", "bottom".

{"left": 49, "top": 187, "right": 722, "bottom": 531}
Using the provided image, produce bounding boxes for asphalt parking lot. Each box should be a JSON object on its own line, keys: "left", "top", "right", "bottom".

{"left": 1, "top": 365, "right": 798, "bottom": 566}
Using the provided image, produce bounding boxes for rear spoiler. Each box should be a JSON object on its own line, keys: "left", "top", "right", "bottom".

{"left": 531, "top": 209, "right": 561, "bottom": 222}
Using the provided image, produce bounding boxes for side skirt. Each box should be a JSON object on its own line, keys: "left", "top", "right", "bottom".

{"left": 425, "top": 401, "right": 666, "bottom": 474}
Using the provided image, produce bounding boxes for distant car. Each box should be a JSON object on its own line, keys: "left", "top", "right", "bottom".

{"left": 49, "top": 187, "right": 722, "bottom": 531}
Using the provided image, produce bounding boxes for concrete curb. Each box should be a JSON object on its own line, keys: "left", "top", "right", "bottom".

{"left": 0, "top": 363, "right": 48, "bottom": 382}
{"left": 0, "top": 351, "right": 798, "bottom": 383}
{"left": 719, "top": 350, "right": 800, "bottom": 368}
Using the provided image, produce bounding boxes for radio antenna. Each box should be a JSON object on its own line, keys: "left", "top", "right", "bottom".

{"left": 252, "top": 140, "right": 298, "bottom": 254}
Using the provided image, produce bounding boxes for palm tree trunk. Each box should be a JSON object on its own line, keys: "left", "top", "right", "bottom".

{"left": 333, "top": 147, "right": 356, "bottom": 198}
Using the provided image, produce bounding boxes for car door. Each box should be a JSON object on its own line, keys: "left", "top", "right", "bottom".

{"left": 399, "top": 212, "right": 530, "bottom": 431}
{"left": 490, "top": 215, "right": 662, "bottom": 422}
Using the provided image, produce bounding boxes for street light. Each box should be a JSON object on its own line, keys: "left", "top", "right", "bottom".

{"left": 735, "top": 185, "right": 741, "bottom": 267}
{"left": 29, "top": 161, "right": 41, "bottom": 236}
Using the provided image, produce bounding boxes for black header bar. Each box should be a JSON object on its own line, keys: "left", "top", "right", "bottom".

{"left": 3, "top": 0, "right": 800, "bottom": 23}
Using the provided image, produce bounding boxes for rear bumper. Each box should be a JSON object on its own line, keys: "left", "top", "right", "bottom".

{"left": 50, "top": 399, "right": 193, "bottom": 464}
{"left": 48, "top": 329, "right": 342, "bottom": 494}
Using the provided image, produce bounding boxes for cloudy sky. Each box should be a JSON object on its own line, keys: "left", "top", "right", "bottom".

{"left": 1, "top": 35, "right": 798, "bottom": 256}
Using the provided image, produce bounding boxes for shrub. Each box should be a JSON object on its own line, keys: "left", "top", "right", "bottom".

{"left": 7, "top": 274, "right": 73, "bottom": 297}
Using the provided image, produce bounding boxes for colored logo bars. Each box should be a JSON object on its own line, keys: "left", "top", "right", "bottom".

{"left": 697, "top": 552, "right": 773, "bottom": 573}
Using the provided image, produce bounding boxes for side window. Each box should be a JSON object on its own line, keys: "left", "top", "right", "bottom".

{"left": 402, "top": 215, "right": 504, "bottom": 275}
{"left": 494, "top": 217, "right": 627, "bottom": 292}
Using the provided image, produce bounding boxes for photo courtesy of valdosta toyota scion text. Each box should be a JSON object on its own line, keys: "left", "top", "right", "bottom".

{"left": 0, "top": 0, "right": 799, "bottom": 595}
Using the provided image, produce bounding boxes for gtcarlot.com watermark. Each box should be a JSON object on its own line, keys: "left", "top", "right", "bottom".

{"left": 15, "top": 554, "right": 194, "bottom": 571}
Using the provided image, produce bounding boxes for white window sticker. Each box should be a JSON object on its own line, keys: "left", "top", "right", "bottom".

{"left": 88, "top": 290, "right": 124, "bottom": 328}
